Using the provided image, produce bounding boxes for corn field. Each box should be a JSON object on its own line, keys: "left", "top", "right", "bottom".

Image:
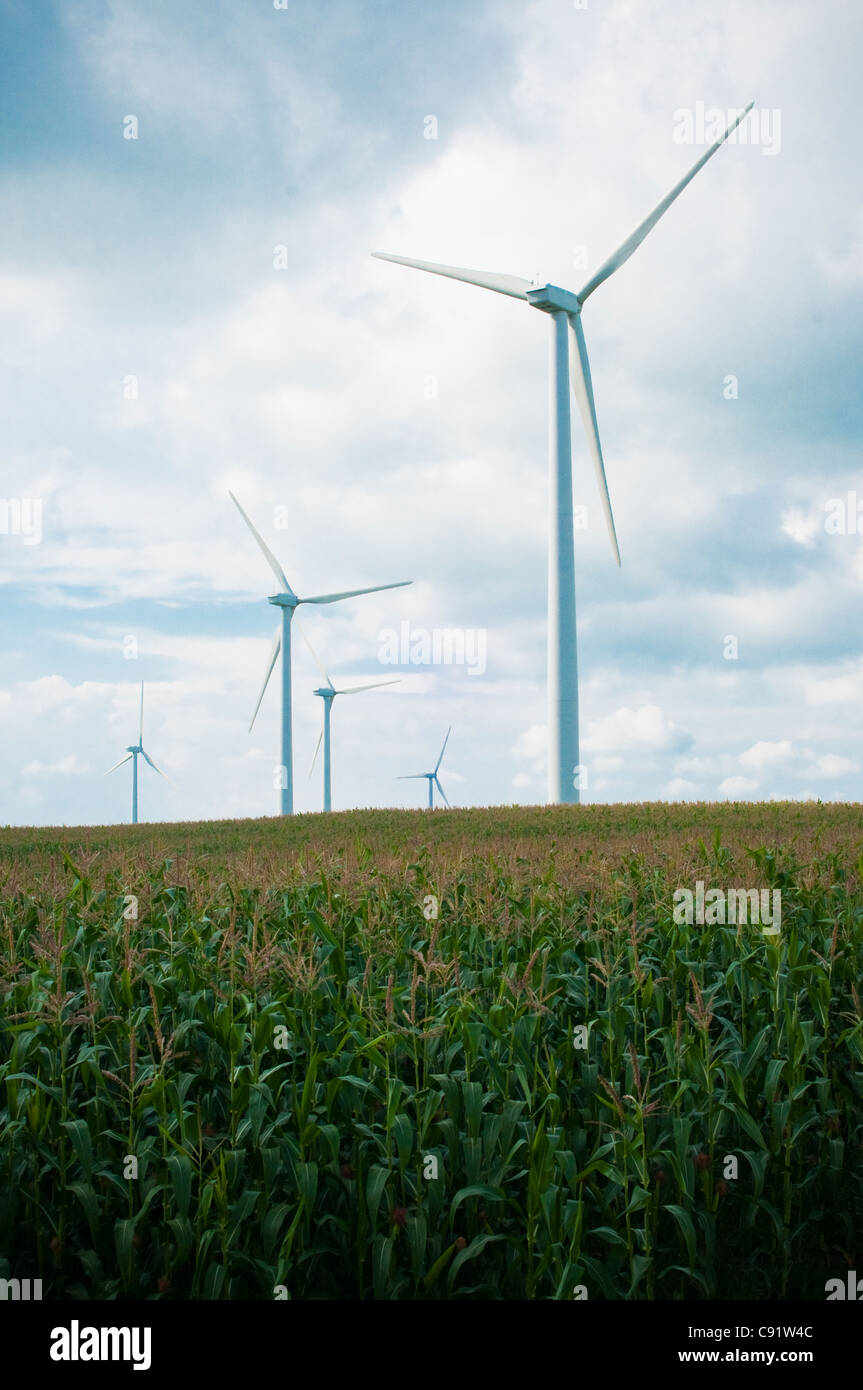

{"left": 1, "top": 802, "right": 861, "bottom": 1299}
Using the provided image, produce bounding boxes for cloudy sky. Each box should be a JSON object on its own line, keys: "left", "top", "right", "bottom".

{"left": 1, "top": 0, "right": 861, "bottom": 825}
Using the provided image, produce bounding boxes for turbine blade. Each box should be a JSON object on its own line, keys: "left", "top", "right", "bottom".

{"left": 337, "top": 679, "right": 401, "bottom": 696}
{"left": 140, "top": 748, "right": 174, "bottom": 786}
{"left": 298, "top": 623, "right": 334, "bottom": 688}
{"left": 434, "top": 774, "right": 450, "bottom": 807}
{"left": 397, "top": 774, "right": 428, "bottom": 780}
{"left": 301, "top": 580, "right": 411, "bottom": 605}
{"left": 229, "top": 491, "right": 295, "bottom": 595}
{"left": 577, "top": 101, "right": 755, "bottom": 304}
{"left": 105, "top": 753, "right": 133, "bottom": 775}
{"left": 372, "top": 252, "right": 532, "bottom": 301}
{"left": 568, "top": 313, "right": 621, "bottom": 567}
{"left": 309, "top": 724, "right": 324, "bottom": 778}
{"left": 250, "top": 629, "right": 281, "bottom": 732}
{"left": 138, "top": 682, "right": 144, "bottom": 743}
{"left": 435, "top": 726, "right": 452, "bottom": 774}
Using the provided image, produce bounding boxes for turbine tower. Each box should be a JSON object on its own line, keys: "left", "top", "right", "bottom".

{"left": 105, "top": 682, "right": 171, "bottom": 824}
{"left": 398, "top": 727, "right": 452, "bottom": 808}
{"left": 230, "top": 491, "right": 411, "bottom": 814}
{"left": 373, "top": 102, "right": 754, "bottom": 805}
{"left": 306, "top": 635, "right": 400, "bottom": 812}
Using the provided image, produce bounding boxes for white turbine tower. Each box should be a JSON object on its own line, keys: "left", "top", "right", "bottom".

{"left": 373, "top": 102, "right": 754, "bottom": 806}
{"left": 305, "top": 634, "right": 400, "bottom": 812}
{"left": 398, "top": 727, "right": 452, "bottom": 808}
{"left": 105, "top": 682, "right": 171, "bottom": 824}
{"left": 230, "top": 491, "right": 411, "bottom": 814}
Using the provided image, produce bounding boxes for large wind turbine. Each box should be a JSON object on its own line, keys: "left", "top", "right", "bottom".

{"left": 230, "top": 491, "right": 411, "bottom": 814}
{"left": 305, "top": 635, "right": 400, "bottom": 812}
{"left": 373, "top": 102, "right": 754, "bottom": 805}
{"left": 105, "top": 682, "right": 171, "bottom": 824}
{"left": 398, "top": 727, "right": 452, "bottom": 808}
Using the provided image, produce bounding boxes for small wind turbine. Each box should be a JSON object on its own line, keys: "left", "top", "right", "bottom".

{"left": 373, "top": 102, "right": 754, "bottom": 806}
{"left": 105, "top": 682, "right": 171, "bottom": 824}
{"left": 230, "top": 491, "right": 411, "bottom": 814}
{"left": 399, "top": 727, "right": 452, "bottom": 808}
{"left": 304, "top": 634, "right": 400, "bottom": 812}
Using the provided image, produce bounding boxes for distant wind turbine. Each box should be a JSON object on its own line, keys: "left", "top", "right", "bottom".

{"left": 105, "top": 682, "right": 171, "bottom": 824}
{"left": 230, "top": 491, "right": 411, "bottom": 814}
{"left": 373, "top": 101, "right": 754, "bottom": 806}
{"left": 304, "top": 633, "right": 400, "bottom": 812}
{"left": 399, "top": 727, "right": 452, "bottom": 808}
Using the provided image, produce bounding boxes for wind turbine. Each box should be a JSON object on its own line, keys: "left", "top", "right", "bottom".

{"left": 398, "top": 727, "right": 452, "bottom": 808}
{"left": 105, "top": 681, "right": 171, "bottom": 824}
{"left": 373, "top": 101, "right": 754, "bottom": 806}
{"left": 230, "top": 491, "right": 411, "bottom": 814}
{"left": 305, "top": 634, "right": 400, "bottom": 812}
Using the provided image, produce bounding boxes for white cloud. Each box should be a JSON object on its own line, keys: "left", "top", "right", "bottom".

{"left": 805, "top": 674, "right": 859, "bottom": 704}
{"left": 0, "top": 271, "right": 81, "bottom": 345}
{"left": 593, "top": 755, "right": 625, "bottom": 772}
{"left": 665, "top": 777, "right": 698, "bottom": 798}
{"left": 738, "top": 740, "right": 794, "bottom": 771}
{"left": 719, "top": 775, "right": 759, "bottom": 795}
{"left": 21, "top": 754, "right": 87, "bottom": 777}
{"left": 513, "top": 724, "right": 547, "bottom": 761}
{"left": 781, "top": 507, "right": 820, "bottom": 548}
{"left": 584, "top": 705, "right": 692, "bottom": 756}
{"left": 69, "top": 5, "right": 253, "bottom": 135}
{"left": 805, "top": 753, "right": 859, "bottom": 778}
{"left": 673, "top": 754, "right": 725, "bottom": 777}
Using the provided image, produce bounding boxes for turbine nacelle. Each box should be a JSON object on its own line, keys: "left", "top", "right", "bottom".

{"left": 526, "top": 284, "right": 582, "bottom": 315}
{"left": 267, "top": 593, "right": 298, "bottom": 609}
